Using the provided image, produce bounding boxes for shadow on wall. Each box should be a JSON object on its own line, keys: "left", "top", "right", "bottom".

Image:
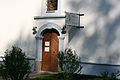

{"left": 68, "top": 0, "right": 120, "bottom": 75}
{"left": 81, "top": 63, "right": 120, "bottom": 77}
{"left": 4, "top": 27, "right": 36, "bottom": 72}
{"left": 68, "top": 27, "right": 80, "bottom": 42}
{"left": 6, "top": 28, "right": 36, "bottom": 58}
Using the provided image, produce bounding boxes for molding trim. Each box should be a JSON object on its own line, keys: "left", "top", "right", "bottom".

{"left": 35, "top": 36, "right": 43, "bottom": 40}
{"left": 36, "top": 23, "right": 62, "bottom": 38}
{"left": 81, "top": 62, "right": 120, "bottom": 67}
{"left": 35, "top": 23, "right": 64, "bottom": 72}
{"left": 34, "top": 16, "right": 65, "bottom": 20}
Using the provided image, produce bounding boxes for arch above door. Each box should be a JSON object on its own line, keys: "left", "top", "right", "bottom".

{"left": 36, "top": 23, "right": 62, "bottom": 37}
{"left": 35, "top": 23, "right": 65, "bottom": 72}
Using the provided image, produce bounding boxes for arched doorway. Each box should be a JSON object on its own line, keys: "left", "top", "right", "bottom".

{"left": 35, "top": 23, "right": 65, "bottom": 72}
{"left": 41, "top": 29, "right": 59, "bottom": 72}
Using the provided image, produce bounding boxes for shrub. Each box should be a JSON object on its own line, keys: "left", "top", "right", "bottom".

{"left": 100, "top": 71, "right": 109, "bottom": 78}
{"left": 100, "top": 71, "right": 120, "bottom": 80}
{"left": 58, "top": 48, "right": 82, "bottom": 80}
{"left": 0, "top": 46, "right": 31, "bottom": 80}
{"left": 58, "top": 48, "right": 82, "bottom": 74}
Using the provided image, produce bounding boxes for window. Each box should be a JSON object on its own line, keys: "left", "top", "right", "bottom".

{"left": 47, "top": 0, "right": 58, "bottom": 12}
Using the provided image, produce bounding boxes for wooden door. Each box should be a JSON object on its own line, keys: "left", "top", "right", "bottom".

{"left": 42, "top": 32, "right": 59, "bottom": 72}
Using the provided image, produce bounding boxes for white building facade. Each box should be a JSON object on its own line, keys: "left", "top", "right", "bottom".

{"left": 0, "top": 0, "right": 120, "bottom": 75}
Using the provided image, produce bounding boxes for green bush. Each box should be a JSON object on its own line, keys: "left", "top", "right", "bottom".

{"left": 100, "top": 71, "right": 120, "bottom": 80}
{"left": 58, "top": 48, "right": 82, "bottom": 74}
{"left": 58, "top": 48, "right": 82, "bottom": 80}
{"left": 28, "top": 73, "right": 117, "bottom": 80}
{"left": 0, "top": 46, "right": 31, "bottom": 80}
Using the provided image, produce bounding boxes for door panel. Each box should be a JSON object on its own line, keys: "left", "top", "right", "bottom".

{"left": 50, "top": 33, "right": 59, "bottom": 72}
{"left": 42, "top": 32, "right": 59, "bottom": 72}
{"left": 42, "top": 33, "right": 51, "bottom": 71}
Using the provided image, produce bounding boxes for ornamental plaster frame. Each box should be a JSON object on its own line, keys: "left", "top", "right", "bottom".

{"left": 35, "top": 23, "right": 64, "bottom": 72}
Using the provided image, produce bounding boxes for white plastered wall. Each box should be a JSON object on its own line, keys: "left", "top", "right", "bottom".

{"left": 0, "top": 0, "right": 40, "bottom": 57}
{"left": 0, "top": 0, "right": 120, "bottom": 65}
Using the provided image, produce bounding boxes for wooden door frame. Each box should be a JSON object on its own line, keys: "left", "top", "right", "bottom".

{"left": 42, "top": 31, "right": 59, "bottom": 72}
{"left": 35, "top": 23, "right": 65, "bottom": 72}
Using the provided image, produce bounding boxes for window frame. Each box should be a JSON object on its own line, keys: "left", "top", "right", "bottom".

{"left": 46, "top": 0, "right": 58, "bottom": 13}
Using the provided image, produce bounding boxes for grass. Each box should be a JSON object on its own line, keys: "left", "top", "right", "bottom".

{"left": 28, "top": 73, "right": 119, "bottom": 80}
{"left": 1, "top": 72, "right": 118, "bottom": 80}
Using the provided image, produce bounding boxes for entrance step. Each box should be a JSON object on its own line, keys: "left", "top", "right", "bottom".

{"left": 29, "top": 71, "right": 58, "bottom": 78}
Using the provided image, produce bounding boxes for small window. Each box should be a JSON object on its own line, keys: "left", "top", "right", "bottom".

{"left": 47, "top": 0, "right": 58, "bottom": 12}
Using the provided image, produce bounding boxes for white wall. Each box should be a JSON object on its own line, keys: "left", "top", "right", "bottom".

{"left": 0, "top": 0, "right": 120, "bottom": 65}
{"left": 36, "top": 0, "right": 120, "bottom": 65}
{"left": 0, "top": 0, "right": 40, "bottom": 57}
{"left": 62, "top": 0, "right": 120, "bottom": 65}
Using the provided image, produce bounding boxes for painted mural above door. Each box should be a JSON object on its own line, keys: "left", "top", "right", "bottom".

{"left": 41, "top": 0, "right": 61, "bottom": 16}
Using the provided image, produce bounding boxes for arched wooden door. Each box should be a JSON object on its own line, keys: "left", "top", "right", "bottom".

{"left": 41, "top": 29, "right": 59, "bottom": 72}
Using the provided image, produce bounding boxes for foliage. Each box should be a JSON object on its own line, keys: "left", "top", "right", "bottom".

{"left": 0, "top": 46, "right": 31, "bottom": 80}
{"left": 28, "top": 73, "right": 117, "bottom": 80}
{"left": 100, "top": 71, "right": 120, "bottom": 80}
{"left": 100, "top": 71, "right": 109, "bottom": 78}
{"left": 58, "top": 48, "right": 83, "bottom": 80}
{"left": 58, "top": 48, "right": 82, "bottom": 74}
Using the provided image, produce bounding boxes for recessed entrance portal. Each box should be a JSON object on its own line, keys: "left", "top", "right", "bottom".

{"left": 35, "top": 23, "right": 65, "bottom": 72}
{"left": 41, "top": 29, "right": 59, "bottom": 72}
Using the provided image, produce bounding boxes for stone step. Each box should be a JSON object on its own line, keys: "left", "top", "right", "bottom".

{"left": 29, "top": 71, "right": 58, "bottom": 78}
